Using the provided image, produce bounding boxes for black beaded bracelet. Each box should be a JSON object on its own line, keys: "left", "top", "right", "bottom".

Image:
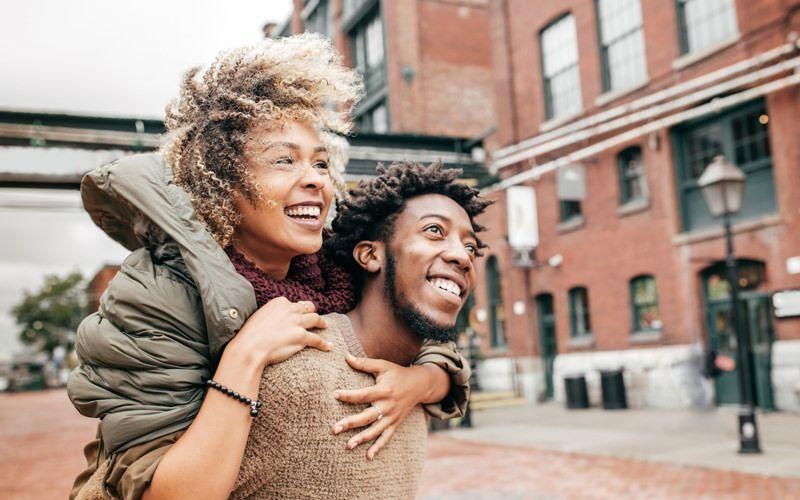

{"left": 206, "top": 379, "right": 263, "bottom": 417}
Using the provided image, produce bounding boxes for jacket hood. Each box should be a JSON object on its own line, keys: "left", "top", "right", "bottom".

{"left": 81, "top": 153, "right": 257, "bottom": 356}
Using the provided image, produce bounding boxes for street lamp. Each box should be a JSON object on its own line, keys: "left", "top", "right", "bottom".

{"left": 698, "top": 155, "right": 761, "bottom": 454}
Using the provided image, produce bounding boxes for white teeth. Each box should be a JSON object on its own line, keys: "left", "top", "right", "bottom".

{"left": 428, "top": 278, "right": 461, "bottom": 297}
{"left": 285, "top": 205, "right": 321, "bottom": 217}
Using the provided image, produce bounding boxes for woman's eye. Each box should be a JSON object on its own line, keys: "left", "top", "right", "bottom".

{"left": 314, "top": 161, "right": 329, "bottom": 171}
{"left": 274, "top": 157, "right": 294, "bottom": 165}
{"left": 465, "top": 244, "right": 477, "bottom": 255}
{"left": 424, "top": 225, "right": 443, "bottom": 236}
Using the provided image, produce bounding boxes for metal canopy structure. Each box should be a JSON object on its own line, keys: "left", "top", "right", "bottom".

{"left": 0, "top": 109, "right": 487, "bottom": 190}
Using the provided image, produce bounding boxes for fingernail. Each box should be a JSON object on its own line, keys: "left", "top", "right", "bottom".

{"left": 334, "top": 425, "right": 342, "bottom": 434}
{"left": 348, "top": 440, "right": 359, "bottom": 449}
{"left": 333, "top": 392, "right": 340, "bottom": 400}
{"left": 367, "top": 451, "right": 374, "bottom": 461}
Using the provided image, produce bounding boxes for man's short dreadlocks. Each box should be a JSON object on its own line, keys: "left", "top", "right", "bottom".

{"left": 325, "top": 162, "right": 492, "bottom": 280}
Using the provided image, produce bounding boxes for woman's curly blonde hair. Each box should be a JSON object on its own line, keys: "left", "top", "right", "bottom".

{"left": 160, "top": 33, "right": 363, "bottom": 248}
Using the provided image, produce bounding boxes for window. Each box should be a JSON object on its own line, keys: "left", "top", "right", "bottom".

{"left": 630, "top": 275, "right": 661, "bottom": 331}
{"left": 568, "top": 287, "right": 591, "bottom": 337}
{"left": 674, "top": 100, "right": 776, "bottom": 231}
{"left": 356, "top": 102, "right": 389, "bottom": 133}
{"left": 540, "top": 14, "right": 583, "bottom": 120}
{"left": 559, "top": 200, "right": 582, "bottom": 222}
{"left": 597, "top": 0, "right": 647, "bottom": 92}
{"left": 486, "top": 256, "right": 507, "bottom": 348}
{"left": 303, "top": 0, "right": 332, "bottom": 38}
{"left": 677, "top": 0, "right": 738, "bottom": 55}
{"left": 617, "top": 146, "right": 646, "bottom": 204}
{"left": 350, "top": 6, "right": 386, "bottom": 95}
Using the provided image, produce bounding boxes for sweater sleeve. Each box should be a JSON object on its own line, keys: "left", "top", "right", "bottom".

{"left": 411, "top": 339, "right": 471, "bottom": 419}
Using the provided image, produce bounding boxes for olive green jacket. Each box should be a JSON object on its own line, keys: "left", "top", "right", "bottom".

{"left": 67, "top": 153, "right": 470, "bottom": 456}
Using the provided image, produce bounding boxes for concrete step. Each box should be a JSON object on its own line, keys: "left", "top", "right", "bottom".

{"left": 469, "top": 391, "right": 528, "bottom": 411}
{"left": 470, "top": 391, "right": 518, "bottom": 403}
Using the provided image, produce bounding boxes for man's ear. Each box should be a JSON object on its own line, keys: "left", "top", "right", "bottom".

{"left": 352, "top": 241, "right": 384, "bottom": 274}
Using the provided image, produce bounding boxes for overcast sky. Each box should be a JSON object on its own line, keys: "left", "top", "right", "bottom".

{"left": 0, "top": 0, "right": 293, "bottom": 359}
{"left": 0, "top": 0, "right": 292, "bottom": 118}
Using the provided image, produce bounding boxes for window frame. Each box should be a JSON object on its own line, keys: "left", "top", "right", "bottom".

{"left": 629, "top": 275, "right": 661, "bottom": 333}
{"left": 568, "top": 286, "right": 592, "bottom": 338}
{"left": 559, "top": 200, "right": 582, "bottom": 223}
{"left": 486, "top": 256, "right": 507, "bottom": 349}
{"left": 596, "top": 0, "right": 648, "bottom": 93}
{"left": 348, "top": 2, "right": 387, "bottom": 98}
{"left": 672, "top": 99, "right": 776, "bottom": 232}
{"left": 676, "top": 0, "right": 738, "bottom": 55}
{"left": 302, "top": 0, "right": 332, "bottom": 38}
{"left": 617, "top": 146, "right": 646, "bottom": 205}
{"left": 539, "top": 13, "right": 583, "bottom": 121}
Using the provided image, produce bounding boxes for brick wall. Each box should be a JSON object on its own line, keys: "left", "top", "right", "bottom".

{"left": 477, "top": 0, "right": 800, "bottom": 362}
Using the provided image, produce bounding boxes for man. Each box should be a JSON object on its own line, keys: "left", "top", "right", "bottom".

{"left": 230, "top": 162, "right": 490, "bottom": 499}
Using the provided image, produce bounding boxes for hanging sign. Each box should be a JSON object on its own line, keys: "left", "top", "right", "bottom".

{"left": 506, "top": 186, "right": 539, "bottom": 250}
{"left": 773, "top": 290, "right": 800, "bottom": 318}
{"left": 556, "top": 163, "right": 586, "bottom": 201}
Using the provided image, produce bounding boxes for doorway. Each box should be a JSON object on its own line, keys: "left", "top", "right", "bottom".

{"left": 536, "top": 293, "right": 557, "bottom": 399}
{"left": 701, "top": 261, "right": 775, "bottom": 409}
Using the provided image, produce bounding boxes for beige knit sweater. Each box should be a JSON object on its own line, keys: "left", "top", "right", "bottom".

{"left": 231, "top": 313, "right": 427, "bottom": 499}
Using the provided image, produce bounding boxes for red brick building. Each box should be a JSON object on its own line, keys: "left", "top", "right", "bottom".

{"left": 473, "top": 0, "right": 800, "bottom": 410}
{"left": 86, "top": 265, "right": 119, "bottom": 314}
{"left": 276, "top": 0, "right": 496, "bottom": 138}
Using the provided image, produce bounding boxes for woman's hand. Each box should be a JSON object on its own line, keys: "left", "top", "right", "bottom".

{"left": 225, "top": 296, "right": 330, "bottom": 370}
{"left": 331, "top": 355, "right": 450, "bottom": 460}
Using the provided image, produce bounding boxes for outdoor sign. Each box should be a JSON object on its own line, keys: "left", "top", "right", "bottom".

{"left": 556, "top": 162, "right": 586, "bottom": 201}
{"left": 773, "top": 290, "right": 800, "bottom": 318}
{"left": 787, "top": 256, "right": 800, "bottom": 275}
{"left": 506, "top": 185, "right": 539, "bottom": 250}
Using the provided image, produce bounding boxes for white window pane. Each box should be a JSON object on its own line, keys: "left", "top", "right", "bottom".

{"left": 371, "top": 105, "right": 388, "bottom": 133}
{"left": 682, "top": 0, "right": 737, "bottom": 53}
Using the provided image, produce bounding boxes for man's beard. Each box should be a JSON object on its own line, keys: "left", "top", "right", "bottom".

{"left": 384, "top": 250, "right": 458, "bottom": 343}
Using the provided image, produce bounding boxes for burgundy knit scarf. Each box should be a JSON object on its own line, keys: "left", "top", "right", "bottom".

{"left": 226, "top": 246, "right": 356, "bottom": 314}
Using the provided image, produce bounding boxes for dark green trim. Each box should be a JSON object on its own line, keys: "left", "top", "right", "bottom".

{"left": 617, "top": 146, "right": 644, "bottom": 205}
{"left": 671, "top": 98, "right": 777, "bottom": 232}
{"left": 629, "top": 275, "right": 660, "bottom": 333}
{"left": 341, "top": 0, "right": 380, "bottom": 33}
{"left": 559, "top": 200, "right": 582, "bottom": 222}
{"left": 486, "top": 256, "right": 507, "bottom": 348}
{"left": 675, "top": 0, "right": 690, "bottom": 55}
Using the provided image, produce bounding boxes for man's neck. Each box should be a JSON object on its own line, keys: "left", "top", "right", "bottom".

{"left": 346, "top": 285, "right": 422, "bottom": 366}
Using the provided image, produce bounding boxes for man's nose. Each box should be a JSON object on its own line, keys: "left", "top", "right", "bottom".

{"left": 442, "top": 238, "right": 473, "bottom": 270}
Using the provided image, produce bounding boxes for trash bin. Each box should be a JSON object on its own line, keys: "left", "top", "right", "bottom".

{"left": 600, "top": 369, "right": 628, "bottom": 410}
{"left": 564, "top": 374, "right": 589, "bottom": 409}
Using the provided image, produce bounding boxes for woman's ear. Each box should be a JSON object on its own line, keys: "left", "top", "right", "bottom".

{"left": 352, "top": 241, "right": 383, "bottom": 274}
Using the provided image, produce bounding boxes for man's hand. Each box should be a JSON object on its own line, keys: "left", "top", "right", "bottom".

{"left": 331, "top": 354, "right": 449, "bottom": 460}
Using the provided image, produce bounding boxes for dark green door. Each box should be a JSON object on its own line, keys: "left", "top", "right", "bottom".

{"left": 536, "top": 294, "right": 557, "bottom": 399}
{"left": 705, "top": 294, "right": 774, "bottom": 409}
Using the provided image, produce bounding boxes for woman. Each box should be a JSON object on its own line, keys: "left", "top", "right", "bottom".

{"left": 68, "top": 33, "right": 469, "bottom": 499}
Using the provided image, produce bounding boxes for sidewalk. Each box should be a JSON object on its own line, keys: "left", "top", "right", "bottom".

{"left": 438, "top": 402, "right": 800, "bottom": 478}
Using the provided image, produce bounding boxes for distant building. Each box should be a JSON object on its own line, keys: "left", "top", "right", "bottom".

{"left": 276, "top": 0, "right": 497, "bottom": 139}
{"left": 86, "top": 265, "right": 120, "bottom": 313}
{"left": 473, "top": 0, "right": 800, "bottom": 411}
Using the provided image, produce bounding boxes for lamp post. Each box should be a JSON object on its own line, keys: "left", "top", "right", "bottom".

{"left": 698, "top": 155, "right": 761, "bottom": 454}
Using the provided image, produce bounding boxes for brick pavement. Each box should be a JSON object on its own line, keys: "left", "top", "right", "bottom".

{"left": 2, "top": 390, "right": 798, "bottom": 499}
{"left": 419, "top": 436, "right": 799, "bottom": 499}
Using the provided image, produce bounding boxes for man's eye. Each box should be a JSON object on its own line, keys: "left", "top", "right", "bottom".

{"left": 424, "top": 225, "right": 443, "bottom": 236}
{"left": 465, "top": 244, "right": 477, "bottom": 255}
